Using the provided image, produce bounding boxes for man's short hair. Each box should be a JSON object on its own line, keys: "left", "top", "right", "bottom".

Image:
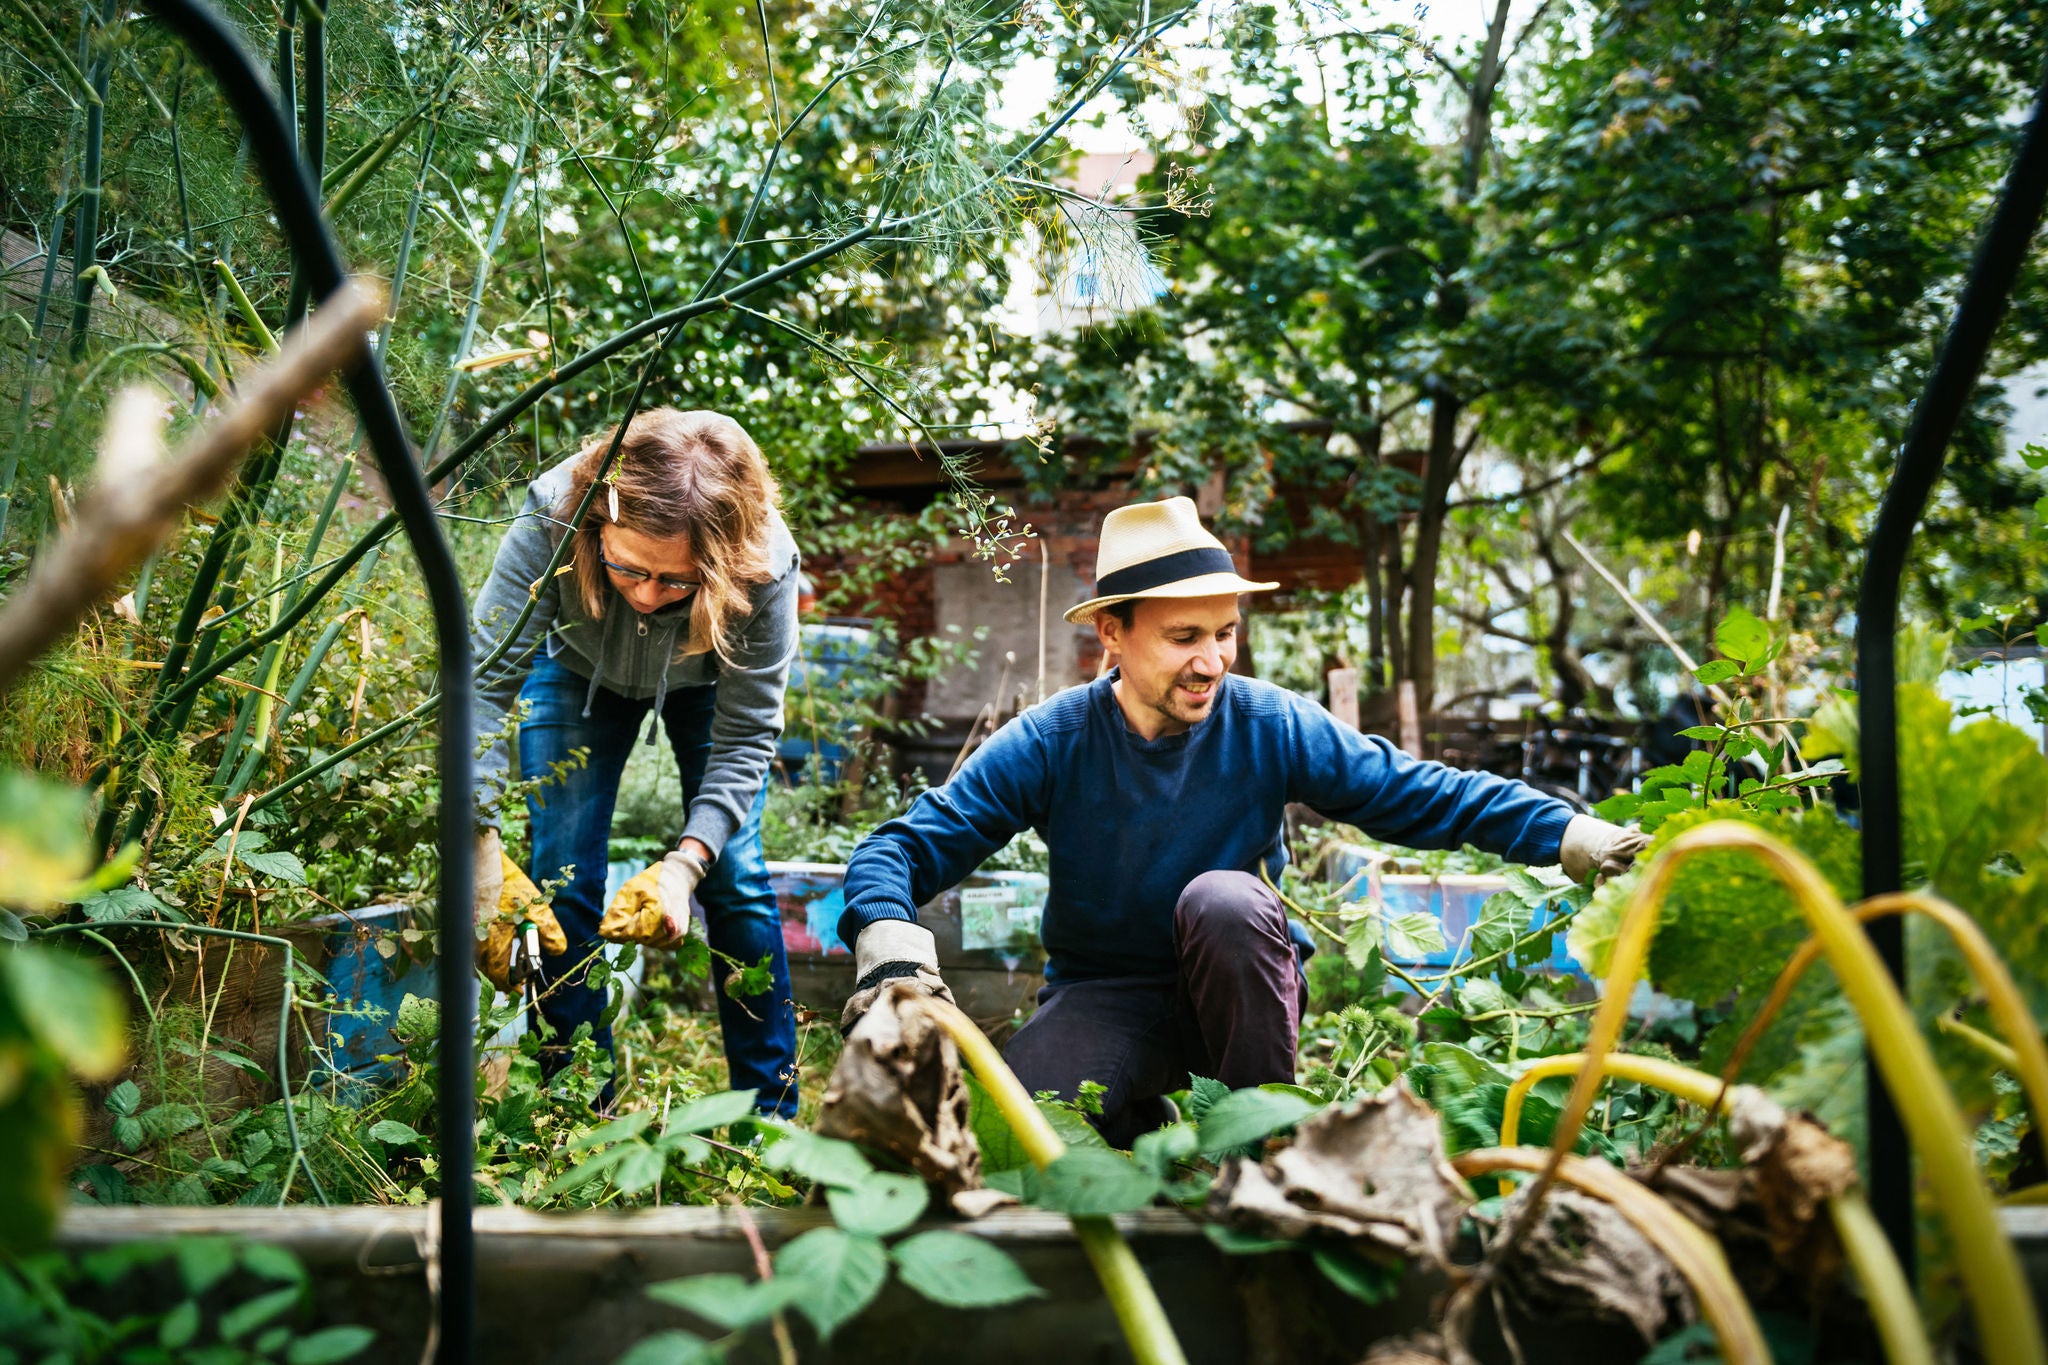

{"left": 1098, "top": 600, "right": 1138, "bottom": 629}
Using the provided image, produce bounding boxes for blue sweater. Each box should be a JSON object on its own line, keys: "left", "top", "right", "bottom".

{"left": 840, "top": 673, "right": 1576, "bottom": 983}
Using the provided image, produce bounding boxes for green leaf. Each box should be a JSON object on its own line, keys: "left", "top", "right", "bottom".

{"left": 368, "top": 1120, "right": 423, "bottom": 1147}
{"left": 536, "top": 1144, "right": 632, "bottom": 1198}
{"left": 0, "top": 908, "right": 24, "bottom": 941}
{"left": 176, "top": 1237, "right": 240, "bottom": 1295}
{"left": 286, "top": 1326, "right": 377, "bottom": 1365}
{"left": 1185, "top": 1075, "right": 1232, "bottom": 1124}
{"left": 219, "top": 1285, "right": 300, "bottom": 1342}
{"left": 891, "top": 1231, "right": 1043, "bottom": 1309}
{"left": 1470, "top": 891, "right": 1532, "bottom": 961}
{"left": 664, "top": 1089, "right": 758, "bottom": 1134}
{"left": 106, "top": 1079, "right": 141, "bottom": 1117}
{"left": 1692, "top": 659, "right": 1741, "bottom": 686}
{"left": 774, "top": 1227, "right": 890, "bottom": 1340}
{"left": 241, "top": 1241, "right": 307, "bottom": 1284}
{"left": 77, "top": 886, "right": 176, "bottom": 922}
{"left": 565, "top": 1110, "right": 654, "bottom": 1152}
{"left": 239, "top": 849, "right": 307, "bottom": 885}
{"left": 0, "top": 769, "right": 94, "bottom": 909}
{"left": 613, "top": 1331, "right": 718, "bottom": 1365}
{"left": 1313, "top": 1246, "right": 1403, "bottom": 1304}
{"left": 159, "top": 1299, "right": 200, "bottom": 1350}
{"left": 1714, "top": 607, "right": 1772, "bottom": 667}
{"left": 1131, "top": 1122, "right": 1200, "bottom": 1180}
{"left": 1384, "top": 909, "right": 1446, "bottom": 959}
{"left": 1675, "top": 725, "right": 1725, "bottom": 742}
{"left": 645, "top": 1273, "right": 797, "bottom": 1330}
{"left": 0, "top": 945, "right": 127, "bottom": 1079}
{"left": 612, "top": 1144, "right": 667, "bottom": 1194}
{"left": 1202, "top": 1223, "right": 1294, "bottom": 1255}
{"left": 1031, "top": 1147, "right": 1163, "bottom": 1215}
{"left": 825, "top": 1171, "right": 929, "bottom": 1237}
{"left": 756, "top": 1125, "right": 874, "bottom": 1187}
{"left": 1196, "top": 1088, "right": 1317, "bottom": 1155}
{"left": 1593, "top": 791, "right": 1642, "bottom": 823}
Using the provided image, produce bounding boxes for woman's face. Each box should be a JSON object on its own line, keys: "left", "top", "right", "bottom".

{"left": 598, "top": 524, "right": 701, "bottom": 614}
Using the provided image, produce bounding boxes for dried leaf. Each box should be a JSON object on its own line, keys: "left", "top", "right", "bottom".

{"left": 1496, "top": 1185, "right": 1693, "bottom": 1343}
{"left": 818, "top": 980, "right": 981, "bottom": 1197}
{"left": 1206, "top": 1086, "right": 1468, "bottom": 1260}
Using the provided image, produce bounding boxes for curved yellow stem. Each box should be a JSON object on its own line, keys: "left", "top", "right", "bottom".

{"left": 1456, "top": 1147, "right": 1769, "bottom": 1365}
{"left": 1544, "top": 822, "right": 2045, "bottom": 1365}
{"left": 1497, "top": 1053, "right": 1731, "bottom": 1195}
{"left": 917, "top": 997, "right": 1190, "bottom": 1365}
{"left": 1719, "top": 893, "right": 2048, "bottom": 1139}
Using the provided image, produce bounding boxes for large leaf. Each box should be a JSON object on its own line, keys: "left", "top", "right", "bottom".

{"left": 613, "top": 1331, "right": 717, "bottom": 1365}
{"left": 0, "top": 770, "right": 94, "bottom": 909}
{"left": 285, "top": 1326, "right": 377, "bottom": 1365}
{"left": 774, "top": 1227, "right": 889, "bottom": 1340}
{"left": 1195, "top": 1088, "right": 1317, "bottom": 1155}
{"left": 665, "top": 1089, "right": 758, "bottom": 1134}
{"left": 0, "top": 945, "right": 127, "bottom": 1079}
{"left": 825, "top": 1171, "right": 929, "bottom": 1238}
{"left": 890, "top": 1231, "right": 1042, "bottom": 1309}
{"left": 239, "top": 849, "right": 308, "bottom": 885}
{"left": 76, "top": 886, "right": 176, "bottom": 922}
{"left": 965, "top": 1072, "right": 1107, "bottom": 1175}
{"left": 1030, "top": 1147, "right": 1162, "bottom": 1215}
{"left": 566, "top": 1110, "right": 654, "bottom": 1152}
{"left": 756, "top": 1124, "right": 873, "bottom": 1187}
{"left": 1713, "top": 607, "right": 1772, "bottom": 669}
{"left": 645, "top": 1273, "right": 798, "bottom": 1331}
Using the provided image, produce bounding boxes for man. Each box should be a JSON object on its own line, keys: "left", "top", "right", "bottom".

{"left": 838, "top": 497, "right": 1647, "bottom": 1144}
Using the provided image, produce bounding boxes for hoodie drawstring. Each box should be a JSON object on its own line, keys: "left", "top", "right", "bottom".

{"left": 581, "top": 605, "right": 616, "bottom": 719}
{"left": 645, "top": 614, "right": 683, "bottom": 744}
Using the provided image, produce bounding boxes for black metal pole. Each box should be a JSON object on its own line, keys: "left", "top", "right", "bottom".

{"left": 1855, "top": 60, "right": 2048, "bottom": 1275}
{"left": 136, "top": 4, "right": 476, "bottom": 1361}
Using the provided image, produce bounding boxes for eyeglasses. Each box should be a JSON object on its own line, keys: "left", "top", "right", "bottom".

{"left": 598, "top": 550, "right": 700, "bottom": 594}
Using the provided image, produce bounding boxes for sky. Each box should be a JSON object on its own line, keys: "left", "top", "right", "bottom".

{"left": 993, "top": 0, "right": 1524, "bottom": 152}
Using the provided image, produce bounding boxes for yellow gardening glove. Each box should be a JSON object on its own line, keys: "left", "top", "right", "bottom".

{"left": 479, "top": 851, "right": 567, "bottom": 991}
{"left": 600, "top": 848, "right": 704, "bottom": 946}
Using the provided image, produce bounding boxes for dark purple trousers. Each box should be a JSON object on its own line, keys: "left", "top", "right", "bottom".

{"left": 1002, "top": 870, "right": 1306, "bottom": 1148}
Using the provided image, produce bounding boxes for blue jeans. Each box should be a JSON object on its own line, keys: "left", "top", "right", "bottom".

{"left": 518, "top": 651, "right": 798, "bottom": 1117}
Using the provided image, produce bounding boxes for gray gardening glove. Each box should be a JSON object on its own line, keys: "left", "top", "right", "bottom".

{"left": 841, "top": 919, "right": 954, "bottom": 1034}
{"left": 1559, "top": 814, "right": 1652, "bottom": 885}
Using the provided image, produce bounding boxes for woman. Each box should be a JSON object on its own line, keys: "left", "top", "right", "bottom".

{"left": 469, "top": 407, "right": 800, "bottom": 1116}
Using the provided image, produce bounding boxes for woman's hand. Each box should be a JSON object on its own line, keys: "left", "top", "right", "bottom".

{"left": 601, "top": 842, "right": 709, "bottom": 947}
{"left": 653, "top": 844, "right": 710, "bottom": 944}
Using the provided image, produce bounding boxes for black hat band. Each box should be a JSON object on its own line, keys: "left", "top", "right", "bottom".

{"left": 1094, "top": 545, "right": 1239, "bottom": 598}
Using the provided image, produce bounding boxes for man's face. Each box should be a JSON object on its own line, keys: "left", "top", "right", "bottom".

{"left": 1097, "top": 595, "right": 1239, "bottom": 736}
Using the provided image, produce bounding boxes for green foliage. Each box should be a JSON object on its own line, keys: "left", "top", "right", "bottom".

{"left": 888, "top": 1230, "right": 1043, "bottom": 1309}
{"left": 0, "top": 1239, "right": 373, "bottom": 1365}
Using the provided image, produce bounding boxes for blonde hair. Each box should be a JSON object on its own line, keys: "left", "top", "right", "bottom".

{"left": 558, "top": 408, "right": 782, "bottom": 662}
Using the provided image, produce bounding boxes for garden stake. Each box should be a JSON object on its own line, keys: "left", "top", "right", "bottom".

{"left": 1538, "top": 823, "right": 2046, "bottom": 1365}
{"left": 912, "top": 996, "right": 1190, "bottom": 1365}
{"left": 1456, "top": 1148, "right": 1767, "bottom": 1365}
{"left": 137, "top": 7, "right": 478, "bottom": 1361}
{"left": 1854, "top": 50, "right": 2048, "bottom": 1268}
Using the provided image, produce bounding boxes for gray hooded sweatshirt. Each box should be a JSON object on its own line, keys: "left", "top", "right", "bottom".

{"left": 469, "top": 455, "right": 801, "bottom": 861}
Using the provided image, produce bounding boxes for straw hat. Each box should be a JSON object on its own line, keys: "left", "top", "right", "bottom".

{"left": 1063, "top": 496, "right": 1279, "bottom": 624}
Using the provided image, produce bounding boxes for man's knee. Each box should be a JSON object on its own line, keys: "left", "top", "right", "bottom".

{"left": 1175, "top": 870, "right": 1287, "bottom": 945}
